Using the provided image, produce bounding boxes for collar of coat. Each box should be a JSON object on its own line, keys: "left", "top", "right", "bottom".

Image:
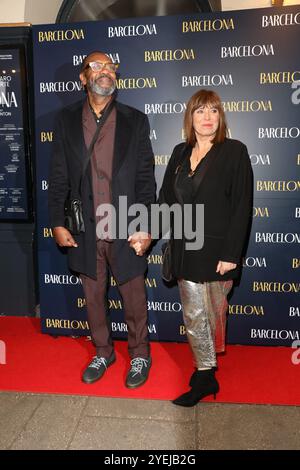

{"left": 60, "top": 98, "right": 133, "bottom": 177}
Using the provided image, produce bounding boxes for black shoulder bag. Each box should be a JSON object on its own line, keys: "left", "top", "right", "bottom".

{"left": 64, "top": 100, "right": 115, "bottom": 235}
{"left": 161, "top": 146, "right": 188, "bottom": 282}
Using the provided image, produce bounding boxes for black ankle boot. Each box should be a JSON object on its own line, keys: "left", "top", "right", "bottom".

{"left": 172, "top": 369, "right": 219, "bottom": 407}
{"left": 189, "top": 370, "right": 197, "bottom": 387}
{"left": 189, "top": 367, "right": 217, "bottom": 387}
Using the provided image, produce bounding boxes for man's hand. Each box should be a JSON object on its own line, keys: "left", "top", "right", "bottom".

{"left": 53, "top": 226, "right": 78, "bottom": 248}
{"left": 216, "top": 261, "right": 237, "bottom": 275}
{"left": 128, "top": 232, "right": 151, "bottom": 256}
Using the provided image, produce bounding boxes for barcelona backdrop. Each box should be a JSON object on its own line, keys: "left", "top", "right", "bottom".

{"left": 32, "top": 5, "right": 300, "bottom": 346}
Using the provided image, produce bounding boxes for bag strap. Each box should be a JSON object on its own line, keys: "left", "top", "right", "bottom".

{"left": 80, "top": 98, "right": 115, "bottom": 195}
{"left": 173, "top": 145, "right": 190, "bottom": 205}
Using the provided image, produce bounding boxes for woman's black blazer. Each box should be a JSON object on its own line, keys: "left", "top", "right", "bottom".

{"left": 159, "top": 138, "right": 253, "bottom": 282}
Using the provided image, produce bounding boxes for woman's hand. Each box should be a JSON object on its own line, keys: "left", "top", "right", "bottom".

{"left": 216, "top": 261, "right": 237, "bottom": 275}
{"left": 128, "top": 232, "right": 151, "bottom": 256}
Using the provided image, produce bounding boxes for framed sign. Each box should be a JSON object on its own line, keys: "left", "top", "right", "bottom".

{"left": 0, "top": 45, "right": 32, "bottom": 221}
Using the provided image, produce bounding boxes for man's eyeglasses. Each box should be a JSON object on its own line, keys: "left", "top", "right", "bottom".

{"left": 85, "top": 61, "right": 119, "bottom": 73}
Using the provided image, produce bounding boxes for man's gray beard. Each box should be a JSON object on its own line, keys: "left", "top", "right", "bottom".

{"left": 88, "top": 77, "right": 116, "bottom": 96}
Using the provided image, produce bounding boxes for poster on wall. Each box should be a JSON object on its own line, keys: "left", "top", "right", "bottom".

{"left": 33, "top": 5, "right": 300, "bottom": 345}
{"left": 0, "top": 45, "right": 31, "bottom": 221}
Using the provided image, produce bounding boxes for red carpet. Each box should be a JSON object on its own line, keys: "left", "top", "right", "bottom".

{"left": 0, "top": 317, "right": 299, "bottom": 405}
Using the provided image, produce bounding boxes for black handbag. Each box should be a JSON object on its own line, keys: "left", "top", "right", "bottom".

{"left": 160, "top": 148, "right": 187, "bottom": 283}
{"left": 64, "top": 197, "right": 85, "bottom": 235}
{"left": 161, "top": 241, "right": 173, "bottom": 282}
{"left": 64, "top": 100, "right": 115, "bottom": 235}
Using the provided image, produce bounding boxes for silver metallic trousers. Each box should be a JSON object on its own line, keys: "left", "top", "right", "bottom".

{"left": 178, "top": 279, "right": 233, "bottom": 369}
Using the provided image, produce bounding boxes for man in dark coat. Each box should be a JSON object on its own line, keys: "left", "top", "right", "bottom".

{"left": 48, "top": 51, "right": 155, "bottom": 388}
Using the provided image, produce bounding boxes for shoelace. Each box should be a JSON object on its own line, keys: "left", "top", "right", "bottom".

{"left": 89, "top": 356, "right": 108, "bottom": 370}
{"left": 130, "top": 358, "right": 148, "bottom": 377}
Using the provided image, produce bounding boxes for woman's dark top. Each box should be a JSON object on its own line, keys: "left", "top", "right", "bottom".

{"left": 176, "top": 145, "right": 216, "bottom": 203}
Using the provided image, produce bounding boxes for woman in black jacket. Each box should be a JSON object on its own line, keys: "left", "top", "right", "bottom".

{"left": 159, "top": 89, "right": 253, "bottom": 407}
